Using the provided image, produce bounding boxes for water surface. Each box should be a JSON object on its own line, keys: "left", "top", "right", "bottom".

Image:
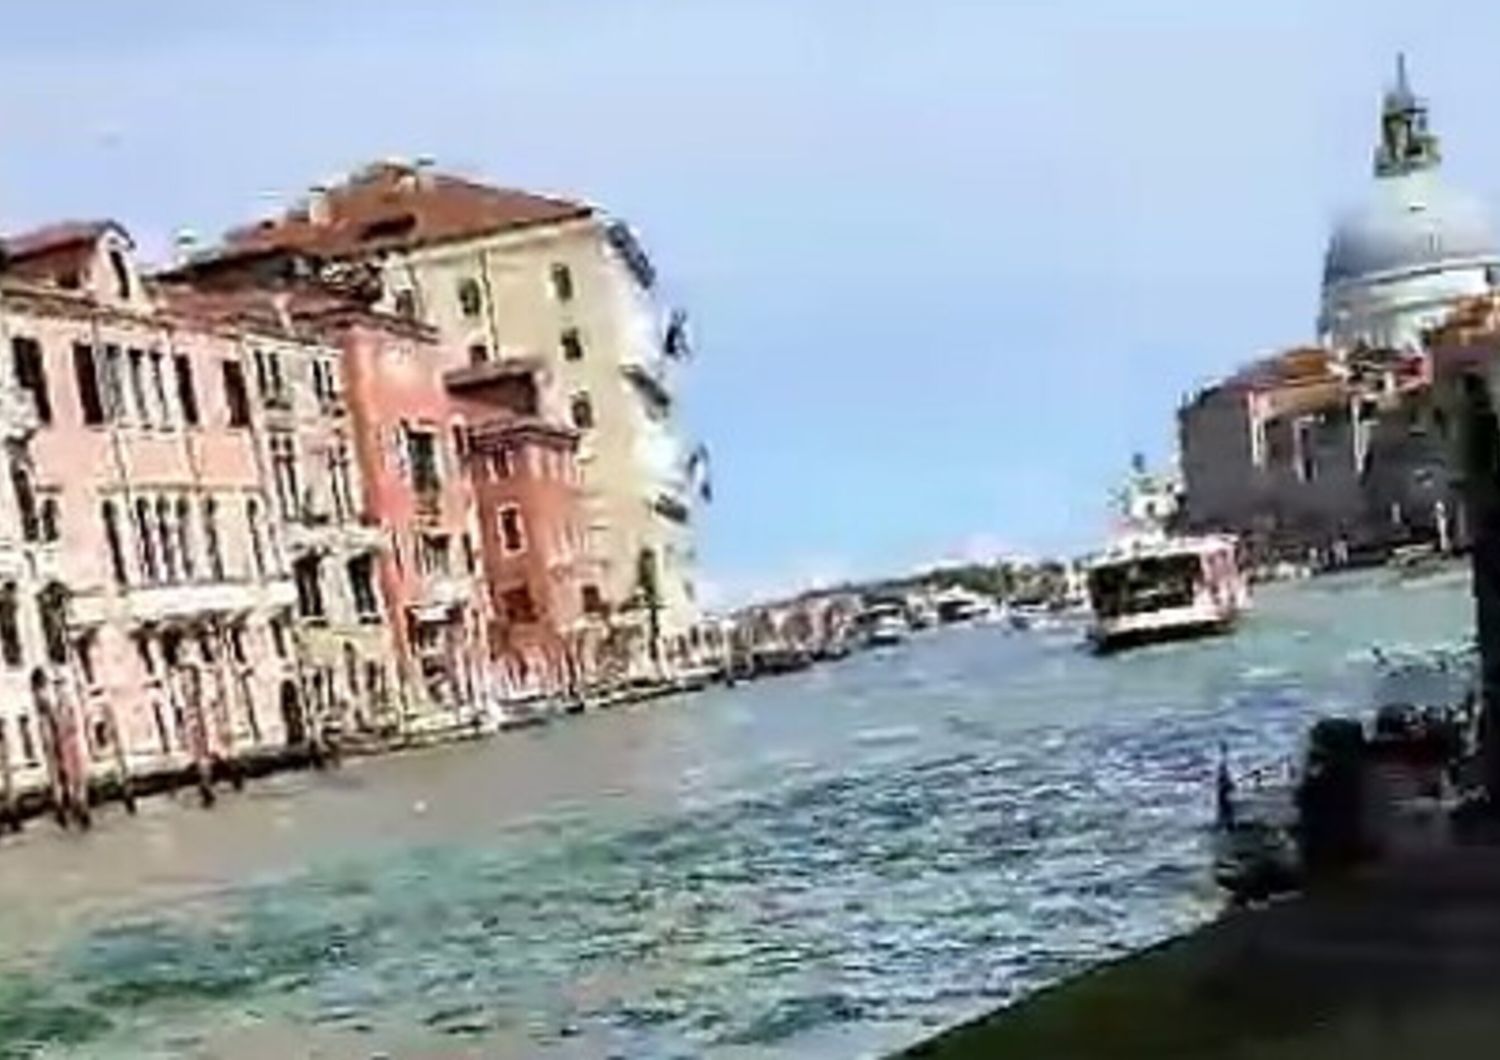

{"left": 0, "top": 571, "right": 1473, "bottom": 1057}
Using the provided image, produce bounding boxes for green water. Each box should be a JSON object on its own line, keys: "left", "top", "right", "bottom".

{"left": 0, "top": 570, "right": 1475, "bottom": 1058}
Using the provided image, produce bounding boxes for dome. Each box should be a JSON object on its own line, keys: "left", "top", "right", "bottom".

{"left": 1323, "top": 169, "right": 1498, "bottom": 287}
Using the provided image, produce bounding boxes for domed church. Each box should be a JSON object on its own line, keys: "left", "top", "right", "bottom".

{"left": 1320, "top": 56, "right": 1498, "bottom": 350}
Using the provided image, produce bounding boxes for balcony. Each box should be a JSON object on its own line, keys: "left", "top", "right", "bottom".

{"left": 70, "top": 577, "right": 297, "bottom": 627}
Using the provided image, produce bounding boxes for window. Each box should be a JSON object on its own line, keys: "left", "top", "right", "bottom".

{"left": 253, "top": 350, "right": 269, "bottom": 397}
{"left": 135, "top": 498, "right": 159, "bottom": 583}
{"left": 11, "top": 338, "right": 51, "bottom": 424}
{"left": 419, "top": 533, "right": 451, "bottom": 576}
{"left": 101, "top": 502, "right": 127, "bottom": 585}
{"left": 502, "top": 585, "right": 537, "bottom": 624}
{"left": 228, "top": 624, "right": 247, "bottom": 665}
{"left": 462, "top": 532, "right": 476, "bottom": 574}
{"left": 203, "top": 498, "right": 224, "bottom": 580}
{"left": 468, "top": 342, "right": 489, "bottom": 365}
{"left": 0, "top": 584, "right": 20, "bottom": 667}
{"left": 246, "top": 499, "right": 266, "bottom": 577}
{"left": 76, "top": 636, "right": 96, "bottom": 687}
{"left": 348, "top": 554, "right": 378, "bottom": 619}
{"left": 329, "top": 441, "right": 355, "bottom": 523}
{"left": 393, "top": 289, "right": 417, "bottom": 319}
{"left": 582, "top": 584, "right": 606, "bottom": 615}
{"left": 498, "top": 506, "right": 525, "bottom": 553}
{"left": 270, "top": 435, "right": 300, "bottom": 520}
{"left": 570, "top": 392, "right": 594, "bottom": 430}
{"left": 550, "top": 263, "right": 575, "bottom": 302}
{"left": 174, "top": 353, "right": 199, "bottom": 426}
{"left": 269, "top": 614, "right": 289, "bottom": 658}
{"left": 17, "top": 716, "right": 36, "bottom": 765}
{"left": 10, "top": 453, "right": 38, "bottom": 543}
{"left": 222, "top": 360, "right": 251, "bottom": 426}
{"left": 128, "top": 349, "right": 149, "bottom": 423}
{"left": 176, "top": 498, "right": 194, "bottom": 579}
{"left": 263, "top": 352, "right": 286, "bottom": 407}
{"left": 457, "top": 277, "right": 484, "bottom": 318}
{"left": 406, "top": 429, "right": 440, "bottom": 494}
{"left": 150, "top": 351, "right": 169, "bottom": 426}
{"left": 293, "top": 555, "right": 325, "bottom": 619}
{"left": 108, "top": 248, "right": 132, "bottom": 299}
{"left": 1294, "top": 418, "right": 1317, "bottom": 483}
{"left": 101, "top": 345, "right": 125, "bottom": 420}
{"left": 560, "top": 328, "right": 585, "bottom": 362}
{"left": 38, "top": 496, "right": 59, "bottom": 545}
{"left": 38, "top": 584, "right": 68, "bottom": 665}
{"left": 156, "top": 498, "right": 177, "bottom": 581}
{"left": 492, "top": 449, "right": 514, "bottom": 479}
{"left": 74, "top": 343, "right": 104, "bottom": 425}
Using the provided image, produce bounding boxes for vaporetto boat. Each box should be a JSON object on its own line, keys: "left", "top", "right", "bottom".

{"left": 1084, "top": 532, "right": 1249, "bottom": 653}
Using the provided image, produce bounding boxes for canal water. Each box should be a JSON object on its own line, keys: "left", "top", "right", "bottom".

{"left": 0, "top": 571, "right": 1475, "bottom": 1058}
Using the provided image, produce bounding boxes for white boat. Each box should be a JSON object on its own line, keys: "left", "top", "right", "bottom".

{"left": 932, "top": 587, "right": 994, "bottom": 625}
{"left": 859, "top": 602, "right": 909, "bottom": 648}
{"left": 1085, "top": 532, "right": 1248, "bottom": 653}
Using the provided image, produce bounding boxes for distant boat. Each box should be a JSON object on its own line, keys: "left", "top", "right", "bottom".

{"left": 932, "top": 587, "right": 995, "bottom": 625}
{"left": 858, "top": 602, "right": 909, "bottom": 648}
{"left": 1085, "top": 532, "right": 1249, "bottom": 653}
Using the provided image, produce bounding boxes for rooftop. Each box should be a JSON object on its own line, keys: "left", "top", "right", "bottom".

{"left": 211, "top": 160, "right": 593, "bottom": 262}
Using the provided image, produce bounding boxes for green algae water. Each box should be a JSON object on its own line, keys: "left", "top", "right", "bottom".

{"left": 0, "top": 571, "right": 1473, "bottom": 1058}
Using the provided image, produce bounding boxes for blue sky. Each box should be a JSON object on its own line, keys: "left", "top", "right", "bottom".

{"left": 1, "top": 2, "right": 1496, "bottom": 603}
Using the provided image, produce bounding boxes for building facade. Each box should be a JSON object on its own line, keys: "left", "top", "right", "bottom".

{"left": 1180, "top": 59, "right": 1483, "bottom": 561}
{"left": 0, "top": 223, "right": 306, "bottom": 812}
{"left": 200, "top": 162, "right": 704, "bottom": 672}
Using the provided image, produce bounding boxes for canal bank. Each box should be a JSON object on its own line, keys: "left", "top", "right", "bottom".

{"left": 902, "top": 839, "right": 1500, "bottom": 1058}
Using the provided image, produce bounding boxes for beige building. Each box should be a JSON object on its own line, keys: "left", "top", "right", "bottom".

{"left": 201, "top": 161, "right": 703, "bottom": 670}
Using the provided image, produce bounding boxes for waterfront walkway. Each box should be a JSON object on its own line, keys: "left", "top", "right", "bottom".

{"left": 904, "top": 839, "right": 1500, "bottom": 1058}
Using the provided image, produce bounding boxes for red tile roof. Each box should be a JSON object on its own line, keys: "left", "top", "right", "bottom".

{"left": 214, "top": 161, "right": 592, "bottom": 261}
{"left": 4, "top": 220, "right": 126, "bottom": 261}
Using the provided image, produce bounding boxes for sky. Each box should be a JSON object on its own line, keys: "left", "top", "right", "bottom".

{"left": 2, "top": 2, "right": 1499, "bottom": 605}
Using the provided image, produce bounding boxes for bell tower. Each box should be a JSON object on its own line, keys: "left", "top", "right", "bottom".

{"left": 1374, "top": 54, "right": 1442, "bottom": 178}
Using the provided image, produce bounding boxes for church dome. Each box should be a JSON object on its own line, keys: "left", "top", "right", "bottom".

{"left": 1323, "top": 169, "right": 1498, "bottom": 286}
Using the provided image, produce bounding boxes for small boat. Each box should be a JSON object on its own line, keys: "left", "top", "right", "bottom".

{"left": 1085, "top": 532, "right": 1248, "bottom": 653}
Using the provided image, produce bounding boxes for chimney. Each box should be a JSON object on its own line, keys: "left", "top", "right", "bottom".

{"left": 414, "top": 155, "right": 437, "bottom": 190}
{"left": 308, "top": 184, "right": 332, "bottom": 226}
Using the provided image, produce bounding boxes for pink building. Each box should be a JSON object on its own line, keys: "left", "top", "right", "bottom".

{"left": 446, "top": 361, "right": 596, "bottom": 696}
{"left": 0, "top": 222, "right": 304, "bottom": 815}
{"left": 310, "top": 302, "right": 488, "bottom": 728}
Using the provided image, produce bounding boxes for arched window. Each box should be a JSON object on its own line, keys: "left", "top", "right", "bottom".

{"left": 570, "top": 392, "right": 594, "bottom": 431}
{"left": 101, "top": 501, "right": 127, "bottom": 586}
{"left": 108, "top": 248, "right": 132, "bottom": 299}
{"left": 456, "top": 277, "right": 483, "bottom": 318}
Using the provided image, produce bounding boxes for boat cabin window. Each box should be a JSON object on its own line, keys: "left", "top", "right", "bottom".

{"left": 1088, "top": 554, "right": 1200, "bottom": 618}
